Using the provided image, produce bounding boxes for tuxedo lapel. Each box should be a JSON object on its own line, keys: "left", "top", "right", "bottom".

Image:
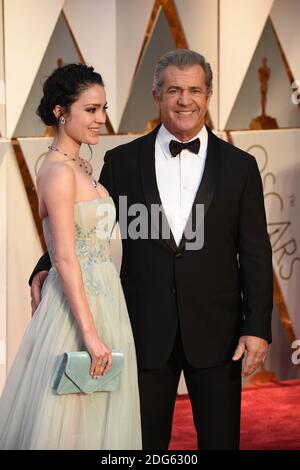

{"left": 139, "top": 125, "right": 220, "bottom": 253}
{"left": 139, "top": 125, "right": 177, "bottom": 252}
{"left": 179, "top": 126, "right": 220, "bottom": 250}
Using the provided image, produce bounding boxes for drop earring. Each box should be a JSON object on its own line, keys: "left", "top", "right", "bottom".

{"left": 59, "top": 116, "right": 65, "bottom": 125}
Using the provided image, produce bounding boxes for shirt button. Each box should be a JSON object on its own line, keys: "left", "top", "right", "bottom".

{"left": 172, "top": 287, "right": 176, "bottom": 295}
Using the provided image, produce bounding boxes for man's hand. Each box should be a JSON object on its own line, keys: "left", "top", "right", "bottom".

{"left": 31, "top": 271, "right": 49, "bottom": 314}
{"left": 232, "top": 335, "right": 268, "bottom": 377}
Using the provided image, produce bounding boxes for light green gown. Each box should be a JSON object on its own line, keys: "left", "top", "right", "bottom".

{"left": 0, "top": 197, "right": 142, "bottom": 449}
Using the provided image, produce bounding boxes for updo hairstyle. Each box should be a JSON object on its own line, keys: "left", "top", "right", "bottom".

{"left": 36, "top": 63, "right": 104, "bottom": 126}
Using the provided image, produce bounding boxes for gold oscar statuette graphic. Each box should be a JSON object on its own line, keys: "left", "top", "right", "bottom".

{"left": 250, "top": 57, "right": 278, "bottom": 130}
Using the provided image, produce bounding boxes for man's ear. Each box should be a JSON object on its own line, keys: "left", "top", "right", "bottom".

{"left": 152, "top": 89, "right": 161, "bottom": 112}
{"left": 206, "top": 90, "right": 212, "bottom": 106}
{"left": 53, "top": 104, "right": 64, "bottom": 120}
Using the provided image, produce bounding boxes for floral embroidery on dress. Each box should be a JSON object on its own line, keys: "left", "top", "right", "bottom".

{"left": 84, "top": 277, "right": 113, "bottom": 301}
{"left": 75, "top": 222, "right": 112, "bottom": 298}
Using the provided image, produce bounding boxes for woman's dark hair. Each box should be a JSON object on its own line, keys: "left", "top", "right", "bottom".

{"left": 36, "top": 63, "right": 104, "bottom": 126}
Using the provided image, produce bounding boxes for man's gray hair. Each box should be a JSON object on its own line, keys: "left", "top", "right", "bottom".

{"left": 153, "top": 49, "right": 213, "bottom": 96}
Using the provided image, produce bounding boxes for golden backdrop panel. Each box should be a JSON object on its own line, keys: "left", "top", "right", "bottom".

{"left": 226, "top": 19, "right": 300, "bottom": 130}
{"left": 0, "top": 2, "right": 6, "bottom": 137}
{"left": 271, "top": 0, "right": 300, "bottom": 81}
{"left": 116, "top": 0, "right": 154, "bottom": 131}
{"left": 63, "top": 0, "right": 117, "bottom": 130}
{"left": 119, "top": 6, "right": 176, "bottom": 133}
{"left": 174, "top": 0, "right": 218, "bottom": 127}
{"left": 0, "top": 140, "right": 9, "bottom": 393}
{"left": 4, "top": 143, "right": 43, "bottom": 384}
{"left": 4, "top": 0, "right": 65, "bottom": 138}
{"left": 219, "top": 0, "right": 275, "bottom": 130}
{"left": 14, "top": 13, "right": 81, "bottom": 138}
{"left": 231, "top": 129, "right": 300, "bottom": 340}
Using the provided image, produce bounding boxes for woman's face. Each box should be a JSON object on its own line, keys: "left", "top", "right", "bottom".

{"left": 63, "top": 84, "right": 107, "bottom": 145}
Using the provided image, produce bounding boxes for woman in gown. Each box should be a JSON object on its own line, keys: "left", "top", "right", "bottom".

{"left": 0, "top": 64, "right": 142, "bottom": 450}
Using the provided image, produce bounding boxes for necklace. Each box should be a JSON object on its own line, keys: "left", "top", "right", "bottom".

{"left": 48, "top": 145, "right": 97, "bottom": 188}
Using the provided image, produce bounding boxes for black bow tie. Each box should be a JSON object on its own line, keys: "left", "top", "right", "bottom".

{"left": 169, "top": 138, "right": 200, "bottom": 158}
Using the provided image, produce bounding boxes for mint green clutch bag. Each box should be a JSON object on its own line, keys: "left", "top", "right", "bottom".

{"left": 53, "top": 349, "right": 124, "bottom": 395}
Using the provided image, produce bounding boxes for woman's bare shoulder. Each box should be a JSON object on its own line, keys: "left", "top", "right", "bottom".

{"left": 37, "top": 160, "right": 76, "bottom": 200}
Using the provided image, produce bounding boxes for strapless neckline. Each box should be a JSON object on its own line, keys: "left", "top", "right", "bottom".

{"left": 74, "top": 195, "right": 112, "bottom": 206}
{"left": 41, "top": 196, "right": 112, "bottom": 223}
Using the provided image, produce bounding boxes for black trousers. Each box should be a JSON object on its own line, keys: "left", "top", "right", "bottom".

{"left": 138, "top": 329, "right": 242, "bottom": 450}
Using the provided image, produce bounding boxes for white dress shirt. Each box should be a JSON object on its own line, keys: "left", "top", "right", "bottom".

{"left": 155, "top": 124, "right": 208, "bottom": 246}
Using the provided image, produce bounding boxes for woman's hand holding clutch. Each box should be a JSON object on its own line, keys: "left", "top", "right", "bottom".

{"left": 83, "top": 330, "right": 112, "bottom": 378}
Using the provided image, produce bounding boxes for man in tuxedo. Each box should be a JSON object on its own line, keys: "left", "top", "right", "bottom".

{"left": 30, "top": 49, "right": 273, "bottom": 449}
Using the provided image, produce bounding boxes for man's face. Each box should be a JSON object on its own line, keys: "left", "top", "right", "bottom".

{"left": 152, "top": 64, "right": 212, "bottom": 141}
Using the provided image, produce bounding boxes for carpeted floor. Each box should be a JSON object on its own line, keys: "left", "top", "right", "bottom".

{"left": 169, "top": 380, "right": 300, "bottom": 450}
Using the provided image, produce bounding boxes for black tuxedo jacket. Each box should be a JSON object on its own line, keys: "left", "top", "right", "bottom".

{"left": 30, "top": 125, "right": 273, "bottom": 369}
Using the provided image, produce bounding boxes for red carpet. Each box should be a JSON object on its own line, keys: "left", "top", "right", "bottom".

{"left": 169, "top": 380, "right": 300, "bottom": 450}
